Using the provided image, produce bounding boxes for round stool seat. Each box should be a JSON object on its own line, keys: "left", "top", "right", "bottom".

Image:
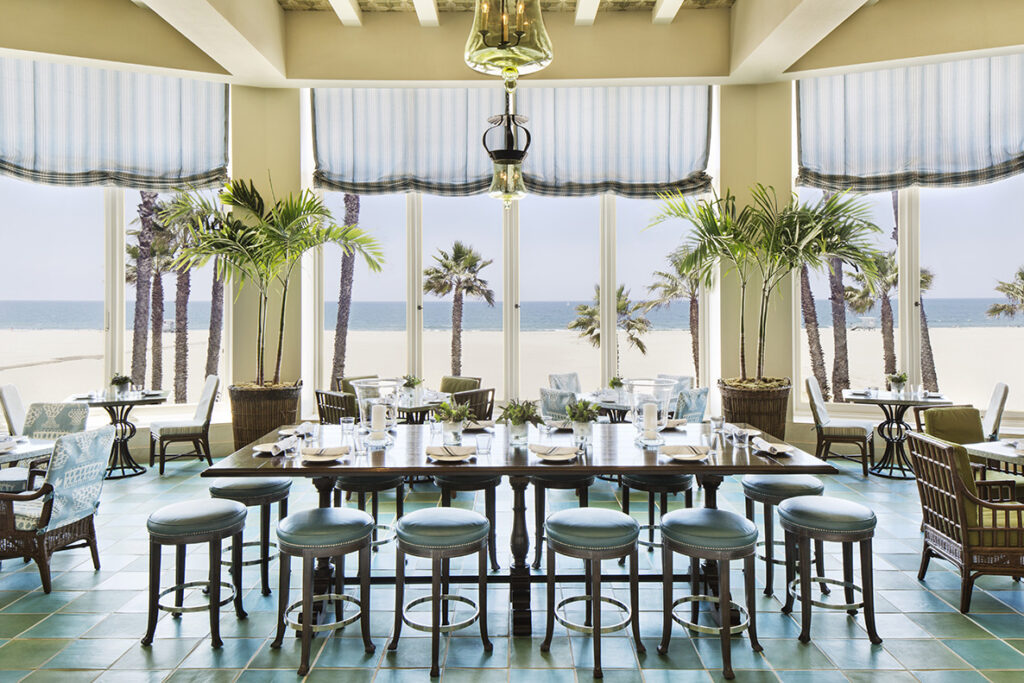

{"left": 209, "top": 477, "right": 291, "bottom": 502}
{"left": 277, "top": 508, "right": 375, "bottom": 549}
{"left": 622, "top": 473, "right": 695, "bottom": 490}
{"left": 396, "top": 507, "right": 489, "bottom": 549}
{"left": 147, "top": 499, "right": 247, "bottom": 541}
{"left": 778, "top": 495, "right": 876, "bottom": 535}
{"left": 545, "top": 508, "right": 639, "bottom": 550}
{"left": 432, "top": 474, "right": 501, "bottom": 489}
{"left": 661, "top": 508, "right": 758, "bottom": 550}
{"left": 335, "top": 475, "right": 405, "bottom": 490}
{"left": 529, "top": 473, "right": 595, "bottom": 486}
{"left": 741, "top": 474, "right": 823, "bottom": 502}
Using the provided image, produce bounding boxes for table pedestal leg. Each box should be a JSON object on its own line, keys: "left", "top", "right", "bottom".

{"left": 310, "top": 477, "right": 338, "bottom": 621}
{"left": 869, "top": 403, "right": 915, "bottom": 479}
{"left": 104, "top": 405, "right": 146, "bottom": 480}
{"left": 697, "top": 475, "right": 739, "bottom": 626}
{"left": 509, "top": 475, "right": 532, "bottom": 637}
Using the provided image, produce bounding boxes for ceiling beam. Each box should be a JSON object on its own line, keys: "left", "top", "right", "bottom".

{"left": 143, "top": 0, "right": 285, "bottom": 85}
{"left": 730, "top": 0, "right": 866, "bottom": 82}
{"left": 576, "top": 0, "right": 600, "bottom": 26}
{"left": 652, "top": 0, "right": 685, "bottom": 25}
{"left": 327, "top": 0, "right": 363, "bottom": 27}
{"left": 412, "top": 0, "right": 440, "bottom": 27}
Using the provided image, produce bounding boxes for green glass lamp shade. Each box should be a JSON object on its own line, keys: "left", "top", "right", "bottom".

{"left": 464, "top": 0, "right": 553, "bottom": 78}
{"left": 488, "top": 161, "right": 526, "bottom": 202}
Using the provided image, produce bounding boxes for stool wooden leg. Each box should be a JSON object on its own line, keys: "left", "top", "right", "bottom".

{"left": 689, "top": 557, "right": 700, "bottom": 627}
{"left": 387, "top": 548, "right": 405, "bottom": 651}
{"left": 744, "top": 553, "right": 762, "bottom": 652}
{"left": 592, "top": 558, "right": 603, "bottom": 679}
{"left": 486, "top": 487, "right": 499, "bottom": 571}
{"left": 685, "top": 487, "right": 693, "bottom": 508}
{"left": 584, "top": 559, "right": 593, "bottom": 628}
{"left": 619, "top": 485, "right": 631, "bottom": 566}
{"left": 208, "top": 538, "right": 223, "bottom": 648}
{"left": 763, "top": 503, "right": 775, "bottom": 596}
{"left": 395, "top": 483, "right": 404, "bottom": 519}
{"left": 647, "top": 492, "right": 656, "bottom": 550}
{"left": 719, "top": 559, "right": 733, "bottom": 680}
{"left": 781, "top": 531, "right": 797, "bottom": 615}
{"left": 271, "top": 552, "right": 290, "bottom": 648}
{"left": 581, "top": 486, "right": 589, "bottom": 507}
{"left": 532, "top": 484, "right": 545, "bottom": 569}
{"left": 430, "top": 556, "right": 442, "bottom": 678}
{"left": 173, "top": 544, "right": 186, "bottom": 618}
{"left": 629, "top": 549, "right": 645, "bottom": 654}
{"left": 842, "top": 542, "right": 857, "bottom": 615}
{"left": 142, "top": 540, "right": 160, "bottom": 646}
{"left": 260, "top": 504, "right": 271, "bottom": 596}
{"left": 334, "top": 554, "right": 345, "bottom": 624}
{"left": 540, "top": 544, "right": 556, "bottom": 653}
{"left": 657, "top": 546, "right": 672, "bottom": 655}
{"left": 479, "top": 544, "right": 492, "bottom": 651}
{"left": 798, "top": 537, "right": 812, "bottom": 644}
{"left": 441, "top": 556, "right": 450, "bottom": 627}
{"left": 371, "top": 492, "right": 380, "bottom": 550}
{"left": 299, "top": 556, "right": 314, "bottom": 676}
{"left": 359, "top": 544, "right": 375, "bottom": 654}
{"left": 231, "top": 532, "right": 247, "bottom": 619}
{"left": 860, "top": 538, "right": 882, "bottom": 644}
{"left": 815, "top": 539, "right": 831, "bottom": 595}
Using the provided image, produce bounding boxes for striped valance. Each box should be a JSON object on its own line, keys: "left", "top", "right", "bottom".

{"left": 797, "top": 53, "right": 1024, "bottom": 192}
{"left": 0, "top": 56, "right": 228, "bottom": 190}
{"left": 312, "top": 85, "right": 712, "bottom": 198}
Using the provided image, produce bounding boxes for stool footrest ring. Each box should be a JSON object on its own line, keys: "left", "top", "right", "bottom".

{"left": 371, "top": 523, "right": 396, "bottom": 548}
{"left": 670, "top": 595, "right": 749, "bottom": 636}
{"left": 285, "top": 593, "right": 363, "bottom": 633}
{"left": 220, "top": 540, "right": 278, "bottom": 567}
{"left": 402, "top": 594, "right": 479, "bottom": 634}
{"left": 157, "top": 581, "right": 234, "bottom": 614}
{"left": 555, "top": 594, "right": 631, "bottom": 635}
{"left": 636, "top": 524, "right": 661, "bottom": 550}
{"left": 755, "top": 540, "right": 788, "bottom": 567}
{"left": 787, "top": 577, "right": 863, "bottom": 611}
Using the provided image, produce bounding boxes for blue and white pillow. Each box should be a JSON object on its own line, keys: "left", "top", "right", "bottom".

{"left": 675, "top": 387, "right": 709, "bottom": 423}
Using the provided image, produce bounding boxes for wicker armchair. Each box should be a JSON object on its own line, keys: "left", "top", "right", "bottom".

{"left": 0, "top": 402, "right": 90, "bottom": 494}
{"left": 906, "top": 432, "right": 1024, "bottom": 612}
{"left": 315, "top": 390, "right": 358, "bottom": 423}
{"left": 0, "top": 426, "right": 115, "bottom": 593}
{"left": 453, "top": 388, "right": 495, "bottom": 421}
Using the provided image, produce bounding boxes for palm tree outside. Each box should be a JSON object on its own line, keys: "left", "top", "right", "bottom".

{"left": 645, "top": 247, "right": 701, "bottom": 386}
{"left": 129, "top": 191, "right": 159, "bottom": 387}
{"left": 331, "top": 194, "right": 360, "bottom": 383}
{"left": 423, "top": 241, "right": 495, "bottom": 376}
{"left": 846, "top": 251, "right": 899, "bottom": 376}
{"left": 800, "top": 264, "right": 830, "bottom": 400}
{"left": 987, "top": 267, "right": 1024, "bottom": 318}
{"left": 569, "top": 284, "right": 652, "bottom": 376}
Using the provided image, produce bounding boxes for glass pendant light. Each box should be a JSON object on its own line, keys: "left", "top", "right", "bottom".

{"left": 464, "top": 0, "right": 553, "bottom": 81}
{"left": 483, "top": 93, "right": 530, "bottom": 205}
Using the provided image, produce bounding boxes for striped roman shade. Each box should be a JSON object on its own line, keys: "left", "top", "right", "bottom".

{"left": 797, "top": 53, "right": 1024, "bottom": 192}
{"left": 312, "top": 85, "right": 712, "bottom": 198}
{"left": 0, "top": 56, "right": 228, "bottom": 189}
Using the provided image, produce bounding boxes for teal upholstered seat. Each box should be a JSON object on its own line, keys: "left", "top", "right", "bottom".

{"left": 741, "top": 474, "right": 824, "bottom": 500}
{"left": 147, "top": 499, "right": 247, "bottom": 541}
{"left": 545, "top": 508, "right": 639, "bottom": 550}
{"left": 209, "top": 477, "right": 291, "bottom": 501}
{"left": 432, "top": 474, "right": 501, "bottom": 488}
{"left": 395, "top": 507, "right": 489, "bottom": 549}
{"left": 276, "top": 508, "right": 374, "bottom": 548}
{"left": 778, "top": 495, "right": 876, "bottom": 534}
{"left": 661, "top": 508, "right": 758, "bottom": 550}
{"left": 674, "top": 387, "right": 709, "bottom": 423}
{"left": 622, "top": 473, "right": 695, "bottom": 489}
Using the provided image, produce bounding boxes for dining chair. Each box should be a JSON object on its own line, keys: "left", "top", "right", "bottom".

{"left": 0, "top": 402, "right": 90, "bottom": 493}
{"left": 149, "top": 375, "right": 219, "bottom": 475}
{"left": 315, "top": 390, "right": 358, "bottom": 423}
{"left": 0, "top": 384, "right": 25, "bottom": 436}
{"left": 548, "top": 372, "right": 581, "bottom": 394}
{"left": 539, "top": 387, "right": 576, "bottom": 421}
{"left": 806, "top": 379, "right": 875, "bottom": 476}
{"left": 983, "top": 383, "right": 1009, "bottom": 441}
{"left": 439, "top": 375, "right": 481, "bottom": 394}
{"left": 453, "top": 388, "right": 495, "bottom": 420}
{"left": 674, "top": 387, "right": 709, "bottom": 423}
{"left": 922, "top": 406, "right": 1024, "bottom": 498}
{"left": 332, "top": 374, "right": 378, "bottom": 395}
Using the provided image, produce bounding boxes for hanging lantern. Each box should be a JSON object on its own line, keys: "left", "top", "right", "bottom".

{"left": 483, "top": 93, "right": 530, "bottom": 205}
{"left": 464, "top": 0, "right": 553, "bottom": 83}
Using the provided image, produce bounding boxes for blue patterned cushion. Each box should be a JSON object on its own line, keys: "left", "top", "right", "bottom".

{"left": 540, "top": 388, "right": 576, "bottom": 419}
{"left": 22, "top": 403, "right": 89, "bottom": 440}
{"left": 674, "top": 387, "right": 709, "bottom": 423}
{"left": 38, "top": 427, "right": 115, "bottom": 532}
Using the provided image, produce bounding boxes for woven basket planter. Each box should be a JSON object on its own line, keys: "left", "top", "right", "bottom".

{"left": 228, "top": 384, "right": 301, "bottom": 450}
{"left": 718, "top": 379, "right": 791, "bottom": 440}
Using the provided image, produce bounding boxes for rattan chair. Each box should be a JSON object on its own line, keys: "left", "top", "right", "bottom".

{"left": 913, "top": 383, "right": 1008, "bottom": 441}
{"left": 922, "top": 406, "right": 1024, "bottom": 499}
{"left": 806, "top": 379, "right": 875, "bottom": 476}
{"left": 315, "top": 390, "right": 358, "bottom": 423}
{"left": 0, "top": 402, "right": 90, "bottom": 494}
{"left": 439, "top": 375, "right": 481, "bottom": 394}
{"left": 906, "top": 432, "right": 1024, "bottom": 612}
{"left": 453, "top": 388, "right": 495, "bottom": 420}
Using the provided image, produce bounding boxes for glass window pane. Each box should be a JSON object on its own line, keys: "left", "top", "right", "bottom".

{"left": 921, "top": 178, "right": 1024, "bottom": 412}
{"left": 519, "top": 196, "right": 600, "bottom": 398}
{"left": 0, "top": 178, "right": 105, "bottom": 409}
{"left": 323, "top": 193, "right": 407, "bottom": 388}
{"left": 422, "top": 195, "right": 503, "bottom": 395}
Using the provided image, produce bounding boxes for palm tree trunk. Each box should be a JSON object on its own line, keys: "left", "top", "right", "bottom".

{"left": 150, "top": 271, "right": 164, "bottom": 390}
{"left": 272, "top": 280, "right": 289, "bottom": 385}
{"left": 738, "top": 281, "right": 748, "bottom": 381}
{"left": 880, "top": 295, "right": 896, "bottom": 375}
{"left": 173, "top": 267, "right": 190, "bottom": 403}
{"left": 130, "top": 191, "right": 158, "bottom": 386}
{"left": 828, "top": 258, "right": 850, "bottom": 401}
{"left": 801, "top": 265, "right": 830, "bottom": 401}
{"left": 205, "top": 258, "right": 224, "bottom": 378}
{"left": 451, "top": 288, "right": 464, "bottom": 376}
{"left": 688, "top": 293, "right": 700, "bottom": 387}
{"left": 920, "top": 300, "right": 939, "bottom": 391}
{"left": 331, "top": 194, "right": 360, "bottom": 383}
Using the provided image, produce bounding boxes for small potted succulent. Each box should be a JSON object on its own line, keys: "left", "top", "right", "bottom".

{"left": 434, "top": 401, "right": 472, "bottom": 445}
{"left": 401, "top": 374, "right": 424, "bottom": 403}
{"left": 886, "top": 371, "right": 908, "bottom": 395}
{"left": 497, "top": 399, "right": 544, "bottom": 446}
{"left": 110, "top": 373, "right": 131, "bottom": 397}
{"left": 565, "top": 399, "right": 599, "bottom": 447}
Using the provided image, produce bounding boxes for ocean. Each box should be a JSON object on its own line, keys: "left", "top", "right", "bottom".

{"left": 0, "top": 299, "right": 1020, "bottom": 331}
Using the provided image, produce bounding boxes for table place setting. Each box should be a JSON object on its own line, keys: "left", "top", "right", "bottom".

{"left": 299, "top": 445, "right": 349, "bottom": 464}
{"left": 253, "top": 435, "right": 298, "bottom": 456}
{"left": 543, "top": 419, "right": 573, "bottom": 431}
{"left": 659, "top": 444, "right": 710, "bottom": 462}
{"left": 528, "top": 443, "right": 581, "bottom": 462}
{"left": 0, "top": 435, "right": 20, "bottom": 453}
{"left": 426, "top": 445, "right": 477, "bottom": 462}
{"left": 751, "top": 436, "right": 794, "bottom": 456}
{"left": 999, "top": 439, "right": 1024, "bottom": 455}
{"left": 278, "top": 422, "right": 317, "bottom": 438}
{"left": 665, "top": 418, "right": 689, "bottom": 430}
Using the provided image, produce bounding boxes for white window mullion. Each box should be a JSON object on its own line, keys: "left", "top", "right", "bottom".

{"left": 104, "top": 188, "right": 126, "bottom": 381}
{"left": 503, "top": 200, "right": 520, "bottom": 401}
{"left": 897, "top": 186, "right": 922, "bottom": 387}
{"left": 407, "top": 192, "right": 423, "bottom": 378}
{"left": 599, "top": 194, "right": 617, "bottom": 385}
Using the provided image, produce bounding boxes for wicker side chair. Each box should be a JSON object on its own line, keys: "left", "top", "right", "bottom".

{"left": 806, "top": 379, "right": 875, "bottom": 476}
{"left": 906, "top": 431, "right": 1024, "bottom": 613}
{"left": 453, "top": 388, "right": 495, "bottom": 421}
{"left": 0, "top": 426, "right": 116, "bottom": 593}
{"left": 315, "top": 390, "right": 359, "bottom": 423}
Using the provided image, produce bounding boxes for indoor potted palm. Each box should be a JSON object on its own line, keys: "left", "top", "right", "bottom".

{"left": 653, "top": 185, "right": 880, "bottom": 438}
{"left": 565, "top": 399, "right": 599, "bottom": 447}
{"left": 434, "top": 401, "right": 472, "bottom": 445}
{"left": 497, "top": 399, "right": 544, "bottom": 446}
{"left": 170, "top": 180, "right": 383, "bottom": 448}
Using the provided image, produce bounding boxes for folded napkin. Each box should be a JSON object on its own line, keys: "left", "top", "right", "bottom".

{"left": 660, "top": 445, "right": 709, "bottom": 457}
{"left": 464, "top": 420, "right": 495, "bottom": 431}
{"left": 666, "top": 418, "right": 688, "bottom": 429}
{"left": 847, "top": 389, "right": 869, "bottom": 396}
{"left": 300, "top": 446, "right": 349, "bottom": 457}
{"left": 292, "top": 422, "right": 316, "bottom": 438}
{"left": 426, "top": 446, "right": 477, "bottom": 458}
{"left": 545, "top": 420, "right": 573, "bottom": 431}
{"left": 751, "top": 437, "right": 794, "bottom": 456}
{"left": 528, "top": 444, "right": 579, "bottom": 457}
{"left": 260, "top": 436, "right": 297, "bottom": 455}
{"left": 923, "top": 391, "right": 945, "bottom": 399}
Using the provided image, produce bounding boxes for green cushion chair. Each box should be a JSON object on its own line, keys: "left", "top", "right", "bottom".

{"left": 922, "top": 406, "right": 1024, "bottom": 498}
{"left": 439, "top": 375, "right": 481, "bottom": 394}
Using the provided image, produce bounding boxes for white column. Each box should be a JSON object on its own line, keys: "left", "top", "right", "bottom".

{"left": 406, "top": 193, "right": 424, "bottom": 377}
{"left": 104, "top": 188, "right": 126, "bottom": 381}
{"left": 300, "top": 247, "right": 322, "bottom": 415}
{"left": 503, "top": 200, "right": 520, "bottom": 401}
{"left": 897, "top": 186, "right": 922, "bottom": 387}
{"left": 599, "top": 193, "right": 617, "bottom": 385}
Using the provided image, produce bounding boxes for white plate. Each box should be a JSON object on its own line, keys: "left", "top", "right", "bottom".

{"left": 666, "top": 452, "right": 708, "bottom": 462}
{"left": 428, "top": 454, "right": 475, "bottom": 463}
{"left": 301, "top": 454, "right": 346, "bottom": 464}
{"left": 534, "top": 451, "right": 579, "bottom": 462}
{"left": 252, "top": 443, "right": 285, "bottom": 456}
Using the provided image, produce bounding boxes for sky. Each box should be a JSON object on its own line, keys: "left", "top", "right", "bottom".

{"left": 3, "top": 173, "right": 1024, "bottom": 303}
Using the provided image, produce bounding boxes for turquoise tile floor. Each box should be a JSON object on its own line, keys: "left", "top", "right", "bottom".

{"left": 1, "top": 456, "right": 1024, "bottom": 681}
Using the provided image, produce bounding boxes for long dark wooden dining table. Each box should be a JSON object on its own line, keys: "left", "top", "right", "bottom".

{"left": 203, "top": 421, "right": 836, "bottom": 636}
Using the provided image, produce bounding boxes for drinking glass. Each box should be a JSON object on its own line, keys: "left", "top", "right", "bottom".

{"left": 733, "top": 429, "right": 751, "bottom": 449}
{"left": 475, "top": 433, "right": 492, "bottom": 454}
{"left": 710, "top": 416, "right": 725, "bottom": 432}
{"left": 341, "top": 417, "right": 355, "bottom": 434}
{"left": 351, "top": 430, "right": 366, "bottom": 458}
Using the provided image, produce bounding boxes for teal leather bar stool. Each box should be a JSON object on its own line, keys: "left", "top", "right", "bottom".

{"left": 529, "top": 473, "right": 595, "bottom": 569}
{"left": 388, "top": 507, "right": 492, "bottom": 678}
{"left": 209, "top": 477, "right": 291, "bottom": 596}
{"left": 779, "top": 495, "right": 882, "bottom": 646}
{"left": 620, "top": 473, "right": 695, "bottom": 560}
{"left": 271, "top": 507, "right": 376, "bottom": 676}
{"left": 333, "top": 474, "right": 405, "bottom": 549}
{"left": 540, "top": 507, "right": 645, "bottom": 679}
{"left": 433, "top": 473, "right": 501, "bottom": 571}
{"left": 741, "top": 474, "right": 828, "bottom": 596}
{"left": 142, "top": 499, "right": 248, "bottom": 649}
{"left": 658, "top": 508, "right": 762, "bottom": 681}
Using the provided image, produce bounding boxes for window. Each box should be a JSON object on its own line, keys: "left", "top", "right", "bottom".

{"left": 322, "top": 193, "right": 407, "bottom": 388}
{"left": 519, "top": 196, "right": 600, "bottom": 398}
{"left": 0, "top": 178, "right": 105, "bottom": 408}
{"left": 422, "top": 195, "right": 503, "bottom": 395}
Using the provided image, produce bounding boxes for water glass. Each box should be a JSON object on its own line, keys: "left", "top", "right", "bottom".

{"left": 710, "top": 416, "right": 725, "bottom": 432}
{"left": 429, "top": 417, "right": 442, "bottom": 438}
{"left": 475, "top": 433, "right": 492, "bottom": 455}
{"left": 733, "top": 429, "right": 751, "bottom": 449}
{"left": 341, "top": 417, "right": 355, "bottom": 434}
{"left": 351, "top": 431, "right": 366, "bottom": 457}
